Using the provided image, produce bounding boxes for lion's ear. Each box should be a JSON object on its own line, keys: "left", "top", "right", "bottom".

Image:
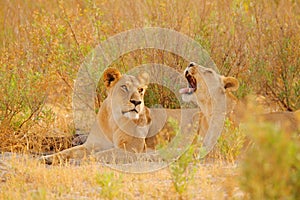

{"left": 103, "top": 68, "right": 122, "bottom": 89}
{"left": 222, "top": 76, "right": 239, "bottom": 92}
{"left": 138, "top": 72, "right": 149, "bottom": 86}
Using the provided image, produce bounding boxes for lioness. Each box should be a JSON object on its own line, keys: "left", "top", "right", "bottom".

{"left": 41, "top": 68, "right": 155, "bottom": 164}
{"left": 180, "top": 62, "right": 299, "bottom": 134}
{"left": 178, "top": 62, "right": 239, "bottom": 147}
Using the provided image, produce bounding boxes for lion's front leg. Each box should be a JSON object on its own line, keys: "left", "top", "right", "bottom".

{"left": 145, "top": 135, "right": 157, "bottom": 150}
{"left": 113, "top": 132, "right": 146, "bottom": 153}
{"left": 39, "top": 145, "right": 89, "bottom": 165}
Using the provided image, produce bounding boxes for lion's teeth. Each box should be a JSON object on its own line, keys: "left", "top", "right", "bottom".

{"left": 179, "top": 88, "right": 189, "bottom": 94}
{"left": 179, "top": 88, "right": 195, "bottom": 94}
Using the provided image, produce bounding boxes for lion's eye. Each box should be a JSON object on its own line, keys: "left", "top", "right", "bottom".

{"left": 121, "top": 85, "right": 128, "bottom": 92}
{"left": 205, "top": 69, "right": 213, "bottom": 74}
{"left": 138, "top": 88, "right": 144, "bottom": 94}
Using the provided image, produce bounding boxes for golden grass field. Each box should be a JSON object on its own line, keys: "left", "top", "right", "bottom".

{"left": 1, "top": 154, "right": 242, "bottom": 199}
{"left": 0, "top": 0, "right": 299, "bottom": 199}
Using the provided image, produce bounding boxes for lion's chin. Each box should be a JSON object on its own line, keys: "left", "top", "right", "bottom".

{"left": 180, "top": 87, "right": 196, "bottom": 103}
{"left": 181, "top": 93, "right": 196, "bottom": 104}
{"left": 123, "top": 111, "right": 139, "bottom": 120}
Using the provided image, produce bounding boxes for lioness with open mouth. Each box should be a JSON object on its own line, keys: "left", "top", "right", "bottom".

{"left": 180, "top": 62, "right": 299, "bottom": 138}
{"left": 178, "top": 62, "right": 239, "bottom": 148}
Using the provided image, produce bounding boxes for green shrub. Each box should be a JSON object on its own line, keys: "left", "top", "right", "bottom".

{"left": 240, "top": 121, "right": 300, "bottom": 199}
{"left": 0, "top": 66, "right": 52, "bottom": 152}
{"left": 169, "top": 145, "right": 197, "bottom": 199}
{"left": 95, "top": 172, "right": 124, "bottom": 200}
{"left": 215, "top": 118, "right": 246, "bottom": 162}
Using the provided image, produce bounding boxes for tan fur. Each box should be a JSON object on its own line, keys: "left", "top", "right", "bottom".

{"left": 40, "top": 68, "right": 153, "bottom": 164}
{"left": 260, "top": 110, "right": 300, "bottom": 133}
{"left": 142, "top": 63, "right": 241, "bottom": 149}
{"left": 182, "top": 62, "right": 299, "bottom": 136}
{"left": 180, "top": 62, "right": 239, "bottom": 141}
{"left": 233, "top": 97, "right": 300, "bottom": 133}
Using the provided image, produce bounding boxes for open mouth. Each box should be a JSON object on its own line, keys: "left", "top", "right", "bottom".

{"left": 179, "top": 72, "right": 197, "bottom": 95}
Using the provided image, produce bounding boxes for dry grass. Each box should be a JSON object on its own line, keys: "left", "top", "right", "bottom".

{"left": 0, "top": 0, "right": 300, "bottom": 199}
{"left": 1, "top": 0, "right": 299, "bottom": 152}
{"left": 1, "top": 154, "right": 242, "bottom": 200}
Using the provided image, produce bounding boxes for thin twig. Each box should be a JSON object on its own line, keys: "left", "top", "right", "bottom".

{"left": 266, "top": 83, "right": 292, "bottom": 111}
{"left": 56, "top": 0, "right": 84, "bottom": 57}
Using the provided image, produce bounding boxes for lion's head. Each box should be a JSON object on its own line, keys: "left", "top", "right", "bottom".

{"left": 103, "top": 68, "right": 150, "bottom": 121}
{"left": 179, "top": 62, "right": 239, "bottom": 115}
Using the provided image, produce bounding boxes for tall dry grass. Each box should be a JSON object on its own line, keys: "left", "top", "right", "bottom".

{"left": 0, "top": 1, "right": 299, "bottom": 199}
{"left": 0, "top": 0, "right": 299, "bottom": 154}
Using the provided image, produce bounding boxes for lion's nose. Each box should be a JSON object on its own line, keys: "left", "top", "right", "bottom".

{"left": 188, "top": 62, "right": 195, "bottom": 67}
{"left": 185, "top": 70, "right": 189, "bottom": 76}
{"left": 130, "top": 99, "right": 141, "bottom": 106}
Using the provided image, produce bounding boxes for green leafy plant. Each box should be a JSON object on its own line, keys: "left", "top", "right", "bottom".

{"left": 31, "top": 187, "right": 47, "bottom": 200}
{"left": 169, "top": 145, "right": 197, "bottom": 199}
{"left": 95, "top": 172, "right": 124, "bottom": 200}
{"left": 215, "top": 118, "right": 246, "bottom": 162}
{"left": 0, "top": 66, "right": 51, "bottom": 152}
{"left": 240, "top": 120, "right": 300, "bottom": 199}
